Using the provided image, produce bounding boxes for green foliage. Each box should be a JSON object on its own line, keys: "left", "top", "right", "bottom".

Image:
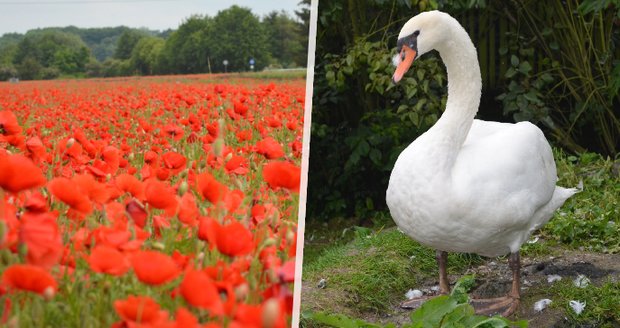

{"left": 507, "top": 0, "right": 620, "bottom": 155}
{"left": 262, "top": 10, "right": 307, "bottom": 68}
{"left": 11, "top": 30, "right": 92, "bottom": 79}
{"left": 309, "top": 37, "right": 446, "bottom": 218}
{"left": 208, "top": 6, "right": 269, "bottom": 72}
{"left": 130, "top": 36, "right": 165, "bottom": 75}
{"left": 114, "top": 29, "right": 149, "bottom": 60}
{"left": 543, "top": 151, "right": 620, "bottom": 253}
{"left": 159, "top": 15, "right": 211, "bottom": 74}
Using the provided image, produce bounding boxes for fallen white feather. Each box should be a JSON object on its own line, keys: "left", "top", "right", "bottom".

{"left": 430, "top": 286, "right": 440, "bottom": 292}
{"left": 317, "top": 278, "right": 327, "bottom": 289}
{"left": 527, "top": 236, "right": 539, "bottom": 244}
{"left": 573, "top": 274, "right": 590, "bottom": 288}
{"left": 405, "top": 289, "right": 423, "bottom": 300}
{"left": 533, "top": 298, "right": 552, "bottom": 312}
{"left": 569, "top": 300, "right": 586, "bottom": 315}
{"left": 547, "top": 274, "right": 562, "bottom": 283}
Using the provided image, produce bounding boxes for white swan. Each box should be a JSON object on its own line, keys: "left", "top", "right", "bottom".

{"left": 386, "top": 11, "right": 577, "bottom": 316}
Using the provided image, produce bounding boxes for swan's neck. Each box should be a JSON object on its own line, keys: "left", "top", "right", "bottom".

{"left": 427, "top": 24, "right": 481, "bottom": 166}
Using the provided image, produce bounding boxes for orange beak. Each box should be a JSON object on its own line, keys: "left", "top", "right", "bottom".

{"left": 392, "top": 45, "right": 417, "bottom": 84}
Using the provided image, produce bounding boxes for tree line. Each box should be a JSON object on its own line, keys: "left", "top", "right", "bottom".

{"left": 0, "top": 3, "right": 309, "bottom": 80}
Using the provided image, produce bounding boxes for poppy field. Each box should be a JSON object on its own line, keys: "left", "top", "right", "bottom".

{"left": 0, "top": 74, "right": 305, "bottom": 327}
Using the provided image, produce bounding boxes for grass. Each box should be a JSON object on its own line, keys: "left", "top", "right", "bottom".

{"left": 301, "top": 150, "right": 620, "bottom": 326}
{"left": 543, "top": 150, "right": 620, "bottom": 253}
{"left": 303, "top": 226, "right": 482, "bottom": 314}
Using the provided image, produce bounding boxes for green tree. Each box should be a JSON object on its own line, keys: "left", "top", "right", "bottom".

{"left": 130, "top": 36, "right": 165, "bottom": 75}
{"left": 114, "top": 29, "right": 148, "bottom": 60}
{"left": 262, "top": 10, "right": 306, "bottom": 68}
{"left": 159, "top": 15, "right": 211, "bottom": 74}
{"left": 13, "top": 30, "right": 92, "bottom": 79}
{"left": 207, "top": 6, "right": 269, "bottom": 72}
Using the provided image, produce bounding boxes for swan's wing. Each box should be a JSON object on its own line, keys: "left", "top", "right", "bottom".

{"left": 463, "top": 119, "right": 513, "bottom": 146}
{"left": 452, "top": 120, "right": 558, "bottom": 230}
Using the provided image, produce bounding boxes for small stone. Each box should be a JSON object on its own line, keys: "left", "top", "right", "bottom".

{"left": 547, "top": 274, "right": 562, "bottom": 283}
{"left": 317, "top": 278, "right": 327, "bottom": 289}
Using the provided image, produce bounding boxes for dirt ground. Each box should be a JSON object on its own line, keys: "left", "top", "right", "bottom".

{"left": 302, "top": 248, "right": 620, "bottom": 327}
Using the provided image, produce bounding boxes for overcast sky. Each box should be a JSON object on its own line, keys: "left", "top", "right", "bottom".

{"left": 0, "top": 0, "right": 302, "bottom": 35}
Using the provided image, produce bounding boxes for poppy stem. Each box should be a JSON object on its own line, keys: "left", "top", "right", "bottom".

{"left": 0, "top": 188, "right": 5, "bottom": 221}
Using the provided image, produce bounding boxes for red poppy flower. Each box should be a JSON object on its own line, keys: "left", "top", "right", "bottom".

{"left": 114, "top": 295, "right": 165, "bottom": 324}
{"left": 195, "top": 172, "right": 228, "bottom": 205}
{"left": 0, "top": 110, "right": 22, "bottom": 136}
{"left": 130, "top": 250, "right": 180, "bottom": 285}
{"left": 162, "top": 151, "right": 187, "bottom": 173}
{"left": 125, "top": 199, "right": 148, "bottom": 228}
{"left": 25, "top": 136, "right": 47, "bottom": 161}
{"left": 262, "top": 161, "right": 301, "bottom": 192}
{"left": 18, "top": 211, "right": 63, "bottom": 268}
{"left": 0, "top": 154, "right": 46, "bottom": 193}
{"left": 212, "top": 220, "right": 254, "bottom": 257}
{"left": 278, "top": 259, "right": 296, "bottom": 283}
{"left": 87, "top": 245, "right": 130, "bottom": 276}
{"left": 102, "top": 146, "right": 120, "bottom": 174}
{"left": 225, "top": 155, "right": 249, "bottom": 175}
{"left": 177, "top": 192, "right": 198, "bottom": 226}
{"left": 174, "top": 307, "right": 198, "bottom": 327}
{"left": 144, "top": 179, "right": 178, "bottom": 216}
{"left": 255, "top": 137, "right": 284, "bottom": 159}
{"left": 180, "top": 269, "right": 223, "bottom": 315}
{"left": 23, "top": 191, "right": 48, "bottom": 213}
{"left": 1, "top": 264, "right": 57, "bottom": 297}
{"left": 47, "top": 177, "right": 93, "bottom": 214}
{"left": 114, "top": 174, "right": 145, "bottom": 200}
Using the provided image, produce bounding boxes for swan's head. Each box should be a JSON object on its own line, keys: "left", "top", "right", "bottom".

{"left": 392, "top": 11, "right": 452, "bottom": 83}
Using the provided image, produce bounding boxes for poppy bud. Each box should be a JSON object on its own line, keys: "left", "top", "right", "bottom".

{"left": 234, "top": 283, "right": 249, "bottom": 301}
{"left": 152, "top": 242, "right": 165, "bottom": 250}
{"left": 0, "top": 221, "right": 5, "bottom": 246}
{"left": 43, "top": 286, "right": 55, "bottom": 300}
{"left": 218, "top": 119, "right": 225, "bottom": 136}
{"left": 7, "top": 316, "right": 18, "bottom": 328}
{"left": 262, "top": 298, "right": 280, "bottom": 328}
{"left": 262, "top": 237, "right": 276, "bottom": 248}
{"left": 213, "top": 138, "right": 224, "bottom": 157}
{"left": 178, "top": 180, "right": 189, "bottom": 196}
{"left": 17, "top": 243, "right": 28, "bottom": 260}
{"left": 66, "top": 138, "right": 75, "bottom": 148}
{"left": 286, "top": 229, "right": 295, "bottom": 244}
{"left": 128, "top": 153, "right": 135, "bottom": 161}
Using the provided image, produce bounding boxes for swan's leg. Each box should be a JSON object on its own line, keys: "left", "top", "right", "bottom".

{"left": 437, "top": 250, "right": 450, "bottom": 294}
{"left": 401, "top": 250, "right": 450, "bottom": 309}
{"left": 470, "top": 252, "right": 521, "bottom": 317}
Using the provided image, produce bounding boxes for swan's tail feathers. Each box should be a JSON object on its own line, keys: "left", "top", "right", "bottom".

{"left": 530, "top": 186, "right": 579, "bottom": 232}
